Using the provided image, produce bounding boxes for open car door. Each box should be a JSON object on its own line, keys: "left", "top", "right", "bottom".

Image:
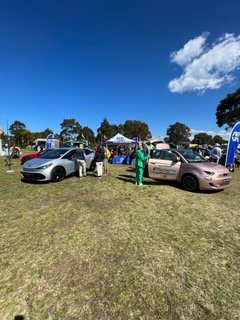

{"left": 148, "top": 149, "right": 181, "bottom": 181}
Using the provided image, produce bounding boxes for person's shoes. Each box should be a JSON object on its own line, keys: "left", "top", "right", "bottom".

{"left": 139, "top": 183, "right": 143, "bottom": 186}
{"left": 135, "top": 182, "right": 138, "bottom": 185}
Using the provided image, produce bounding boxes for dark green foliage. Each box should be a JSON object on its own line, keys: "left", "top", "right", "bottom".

{"left": 166, "top": 122, "right": 191, "bottom": 145}
{"left": 216, "top": 88, "right": 240, "bottom": 129}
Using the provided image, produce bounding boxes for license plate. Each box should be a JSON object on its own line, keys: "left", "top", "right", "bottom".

{"left": 221, "top": 179, "right": 230, "bottom": 186}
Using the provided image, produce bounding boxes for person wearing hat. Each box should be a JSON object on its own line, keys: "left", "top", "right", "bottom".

{"left": 76, "top": 143, "right": 86, "bottom": 178}
{"left": 210, "top": 143, "right": 222, "bottom": 163}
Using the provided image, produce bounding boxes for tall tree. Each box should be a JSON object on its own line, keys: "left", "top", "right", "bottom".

{"left": 212, "top": 135, "right": 226, "bottom": 145}
{"left": 21, "top": 129, "right": 35, "bottom": 146}
{"left": 192, "top": 132, "right": 213, "bottom": 145}
{"left": 9, "top": 120, "right": 27, "bottom": 146}
{"left": 216, "top": 87, "right": 240, "bottom": 129}
{"left": 96, "top": 118, "right": 119, "bottom": 142}
{"left": 60, "top": 119, "right": 82, "bottom": 141}
{"left": 9, "top": 120, "right": 26, "bottom": 135}
{"left": 123, "top": 120, "right": 151, "bottom": 140}
{"left": 81, "top": 126, "right": 95, "bottom": 146}
{"left": 166, "top": 122, "right": 191, "bottom": 145}
{"left": 33, "top": 128, "right": 53, "bottom": 139}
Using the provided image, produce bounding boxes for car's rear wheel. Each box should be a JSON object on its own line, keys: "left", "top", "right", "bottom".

{"left": 51, "top": 166, "right": 66, "bottom": 182}
{"left": 181, "top": 174, "right": 199, "bottom": 192}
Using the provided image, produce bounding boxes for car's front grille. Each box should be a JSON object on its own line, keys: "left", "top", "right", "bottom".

{"left": 21, "top": 172, "right": 46, "bottom": 180}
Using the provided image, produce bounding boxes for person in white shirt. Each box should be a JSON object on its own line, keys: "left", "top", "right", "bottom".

{"left": 210, "top": 143, "right": 222, "bottom": 163}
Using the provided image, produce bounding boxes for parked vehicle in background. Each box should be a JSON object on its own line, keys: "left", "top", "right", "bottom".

{"left": 31, "top": 138, "right": 59, "bottom": 151}
{"left": 21, "top": 147, "right": 96, "bottom": 182}
{"left": 20, "top": 150, "right": 48, "bottom": 165}
{"left": 147, "top": 148, "right": 232, "bottom": 192}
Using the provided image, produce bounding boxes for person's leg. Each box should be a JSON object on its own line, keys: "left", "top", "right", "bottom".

{"left": 104, "top": 159, "right": 108, "bottom": 175}
{"left": 139, "top": 167, "right": 143, "bottom": 185}
{"left": 79, "top": 160, "right": 83, "bottom": 178}
{"left": 99, "top": 162, "right": 103, "bottom": 176}
{"left": 96, "top": 162, "right": 100, "bottom": 176}
{"left": 82, "top": 160, "right": 87, "bottom": 176}
{"left": 135, "top": 167, "right": 140, "bottom": 185}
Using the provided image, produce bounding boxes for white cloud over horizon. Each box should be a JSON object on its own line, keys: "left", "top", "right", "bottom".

{"left": 168, "top": 33, "right": 240, "bottom": 93}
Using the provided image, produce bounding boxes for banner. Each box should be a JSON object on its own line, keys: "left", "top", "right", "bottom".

{"left": 225, "top": 121, "right": 240, "bottom": 167}
{"left": 45, "top": 134, "right": 53, "bottom": 150}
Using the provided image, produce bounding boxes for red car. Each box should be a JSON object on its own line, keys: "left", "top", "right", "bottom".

{"left": 20, "top": 150, "right": 48, "bottom": 165}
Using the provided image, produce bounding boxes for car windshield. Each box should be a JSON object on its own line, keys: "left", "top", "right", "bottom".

{"left": 39, "top": 148, "right": 70, "bottom": 159}
{"left": 177, "top": 148, "right": 208, "bottom": 163}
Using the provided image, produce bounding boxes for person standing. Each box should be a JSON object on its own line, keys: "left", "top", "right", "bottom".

{"left": 146, "top": 141, "right": 155, "bottom": 157}
{"left": 142, "top": 142, "right": 149, "bottom": 157}
{"left": 76, "top": 143, "right": 86, "bottom": 179}
{"left": 135, "top": 143, "right": 148, "bottom": 186}
{"left": 103, "top": 146, "right": 111, "bottom": 175}
{"left": 94, "top": 146, "right": 105, "bottom": 177}
{"left": 210, "top": 143, "right": 222, "bottom": 163}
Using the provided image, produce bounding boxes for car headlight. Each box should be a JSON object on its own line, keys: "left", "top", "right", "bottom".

{"left": 203, "top": 170, "right": 215, "bottom": 175}
{"left": 203, "top": 170, "right": 215, "bottom": 181}
{"left": 37, "top": 163, "right": 53, "bottom": 169}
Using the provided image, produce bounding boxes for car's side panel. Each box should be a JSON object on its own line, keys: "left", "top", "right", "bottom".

{"left": 148, "top": 150, "right": 181, "bottom": 181}
{"left": 148, "top": 159, "right": 181, "bottom": 181}
{"left": 59, "top": 158, "right": 76, "bottom": 176}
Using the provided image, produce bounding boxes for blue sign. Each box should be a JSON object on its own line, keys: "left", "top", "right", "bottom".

{"left": 225, "top": 121, "right": 240, "bottom": 167}
{"left": 45, "top": 134, "right": 53, "bottom": 150}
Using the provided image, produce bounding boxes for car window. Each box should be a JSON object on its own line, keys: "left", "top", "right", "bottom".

{"left": 39, "top": 149, "right": 69, "bottom": 159}
{"left": 161, "top": 151, "right": 178, "bottom": 162}
{"left": 152, "top": 150, "right": 163, "bottom": 159}
{"left": 84, "top": 148, "right": 92, "bottom": 155}
{"left": 152, "top": 150, "right": 178, "bottom": 162}
{"left": 177, "top": 148, "right": 208, "bottom": 163}
{"left": 62, "top": 149, "right": 77, "bottom": 159}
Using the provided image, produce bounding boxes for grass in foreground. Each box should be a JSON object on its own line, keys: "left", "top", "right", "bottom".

{"left": 0, "top": 154, "right": 239, "bottom": 320}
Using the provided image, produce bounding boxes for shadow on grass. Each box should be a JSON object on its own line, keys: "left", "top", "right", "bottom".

{"left": 117, "top": 174, "right": 224, "bottom": 194}
{"left": 20, "top": 173, "right": 77, "bottom": 184}
{"left": 117, "top": 173, "right": 181, "bottom": 188}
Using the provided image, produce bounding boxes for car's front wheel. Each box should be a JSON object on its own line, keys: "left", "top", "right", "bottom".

{"left": 181, "top": 174, "right": 199, "bottom": 192}
{"left": 51, "top": 166, "right": 66, "bottom": 182}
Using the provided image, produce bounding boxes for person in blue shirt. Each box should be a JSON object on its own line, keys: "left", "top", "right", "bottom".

{"left": 76, "top": 143, "right": 86, "bottom": 179}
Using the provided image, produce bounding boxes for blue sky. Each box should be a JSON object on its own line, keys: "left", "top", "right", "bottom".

{"left": 0, "top": 0, "right": 240, "bottom": 140}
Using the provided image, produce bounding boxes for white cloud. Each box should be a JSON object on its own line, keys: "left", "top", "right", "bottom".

{"left": 168, "top": 33, "right": 240, "bottom": 93}
{"left": 170, "top": 34, "right": 207, "bottom": 66}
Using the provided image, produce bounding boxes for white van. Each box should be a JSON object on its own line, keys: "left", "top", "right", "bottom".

{"left": 31, "top": 138, "right": 59, "bottom": 150}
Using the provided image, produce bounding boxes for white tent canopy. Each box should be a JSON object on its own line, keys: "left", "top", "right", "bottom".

{"left": 106, "top": 133, "right": 136, "bottom": 144}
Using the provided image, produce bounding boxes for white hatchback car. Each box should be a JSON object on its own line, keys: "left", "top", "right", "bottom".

{"left": 21, "top": 147, "right": 95, "bottom": 182}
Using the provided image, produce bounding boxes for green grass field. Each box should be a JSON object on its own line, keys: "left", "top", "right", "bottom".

{"left": 0, "top": 153, "right": 239, "bottom": 320}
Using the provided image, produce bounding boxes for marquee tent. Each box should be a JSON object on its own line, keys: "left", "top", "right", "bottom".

{"left": 106, "top": 133, "right": 136, "bottom": 144}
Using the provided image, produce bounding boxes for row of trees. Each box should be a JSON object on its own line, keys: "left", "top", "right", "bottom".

{"left": 1, "top": 118, "right": 227, "bottom": 148}
{"left": 1, "top": 87, "right": 239, "bottom": 147}
{"left": 1, "top": 118, "right": 151, "bottom": 147}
